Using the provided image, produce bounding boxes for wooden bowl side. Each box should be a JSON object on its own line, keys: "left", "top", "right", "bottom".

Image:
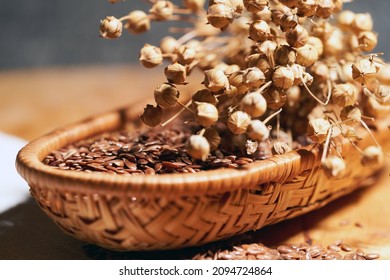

{"left": 16, "top": 103, "right": 390, "bottom": 250}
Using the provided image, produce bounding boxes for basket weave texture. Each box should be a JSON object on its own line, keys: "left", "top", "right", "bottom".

{"left": 16, "top": 104, "right": 390, "bottom": 251}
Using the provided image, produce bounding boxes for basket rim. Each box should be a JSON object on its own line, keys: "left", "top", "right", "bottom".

{"left": 15, "top": 103, "right": 386, "bottom": 196}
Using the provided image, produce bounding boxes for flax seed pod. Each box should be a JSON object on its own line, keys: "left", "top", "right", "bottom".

{"left": 263, "top": 86, "right": 287, "bottom": 110}
{"left": 139, "top": 44, "right": 163, "bottom": 68}
{"left": 322, "top": 156, "right": 346, "bottom": 178}
{"left": 272, "top": 66, "right": 295, "bottom": 89}
{"left": 310, "top": 61, "right": 330, "bottom": 83}
{"left": 311, "top": 21, "right": 333, "bottom": 40}
{"left": 125, "top": 10, "right": 150, "bottom": 34}
{"left": 164, "top": 62, "right": 187, "bottom": 84}
{"left": 229, "top": 71, "right": 249, "bottom": 94}
{"left": 364, "top": 96, "right": 390, "bottom": 118}
{"left": 255, "top": 5, "right": 272, "bottom": 21}
{"left": 352, "top": 13, "right": 373, "bottom": 33}
{"left": 297, "top": 0, "right": 318, "bottom": 17}
{"left": 229, "top": 0, "right": 245, "bottom": 11}
{"left": 214, "top": 62, "right": 229, "bottom": 73}
{"left": 230, "top": 15, "right": 250, "bottom": 34}
{"left": 307, "top": 118, "right": 331, "bottom": 143}
{"left": 247, "top": 54, "right": 272, "bottom": 78}
{"left": 280, "top": 11, "right": 299, "bottom": 31}
{"left": 347, "top": 33, "right": 360, "bottom": 53}
{"left": 301, "top": 70, "right": 313, "bottom": 86}
{"left": 352, "top": 59, "right": 378, "bottom": 85}
{"left": 226, "top": 50, "right": 247, "bottom": 71}
{"left": 140, "top": 105, "right": 163, "bottom": 127}
{"left": 241, "top": 91, "right": 267, "bottom": 117}
{"left": 150, "top": 1, "right": 174, "bottom": 21}
{"left": 249, "top": 20, "right": 271, "bottom": 42}
{"left": 290, "top": 63, "right": 305, "bottom": 86}
{"left": 154, "top": 83, "right": 180, "bottom": 107}
{"left": 286, "top": 24, "right": 308, "bottom": 48}
{"left": 160, "top": 36, "right": 178, "bottom": 54}
{"left": 258, "top": 40, "right": 278, "bottom": 57}
{"left": 207, "top": 2, "right": 235, "bottom": 29}
{"left": 99, "top": 16, "right": 123, "bottom": 39}
{"left": 331, "top": 83, "right": 358, "bottom": 107}
{"left": 195, "top": 102, "right": 219, "bottom": 127}
{"left": 316, "top": 0, "right": 335, "bottom": 19}
{"left": 204, "top": 69, "right": 229, "bottom": 92}
{"left": 272, "top": 141, "right": 292, "bottom": 155}
{"left": 323, "top": 29, "right": 344, "bottom": 57}
{"left": 340, "top": 106, "right": 362, "bottom": 124}
{"left": 374, "top": 85, "right": 390, "bottom": 105}
{"left": 340, "top": 61, "right": 354, "bottom": 82}
{"left": 186, "top": 39, "right": 202, "bottom": 51}
{"left": 243, "top": 67, "right": 265, "bottom": 89}
{"left": 286, "top": 85, "right": 301, "bottom": 107}
{"left": 176, "top": 45, "right": 196, "bottom": 65}
{"left": 358, "top": 31, "right": 378, "bottom": 52}
{"left": 275, "top": 45, "right": 296, "bottom": 66}
{"left": 296, "top": 44, "right": 318, "bottom": 67}
{"left": 337, "top": 10, "right": 355, "bottom": 31}
{"left": 247, "top": 119, "right": 269, "bottom": 141}
{"left": 186, "top": 135, "right": 210, "bottom": 161}
{"left": 243, "top": 0, "right": 268, "bottom": 13}
{"left": 246, "top": 139, "right": 259, "bottom": 155}
{"left": 306, "top": 36, "right": 323, "bottom": 57}
{"left": 227, "top": 111, "right": 251, "bottom": 134}
{"left": 204, "top": 127, "right": 221, "bottom": 151}
{"left": 224, "top": 64, "right": 241, "bottom": 75}
{"left": 197, "top": 53, "right": 219, "bottom": 70}
{"left": 361, "top": 146, "right": 384, "bottom": 166}
{"left": 342, "top": 126, "right": 362, "bottom": 142}
{"left": 192, "top": 89, "right": 218, "bottom": 105}
{"left": 377, "top": 64, "right": 390, "bottom": 85}
{"left": 271, "top": 5, "right": 289, "bottom": 26}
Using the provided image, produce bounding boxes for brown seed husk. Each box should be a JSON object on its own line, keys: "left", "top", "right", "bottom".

{"left": 322, "top": 156, "right": 346, "bottom": 178}
{"left": 99, "top": 16, "right": 123, "bottom": 39}
{"left": 331, "top": 83, "right": 358, "bottom": 108}
{"left": 272, "top": 67, "right": 295, "bottom": 89}
{"left": 187, "top": 134, "right": 210, "bottom": 161}
{"left": 154, "top": 83, "right": 180, "bottom": 107}
{"left": 140, "top": 105, "right": 163, "bottom": 127}
{"left": 125, "top": 10, "right": 150, "bottom": 34}
{"left": 307, "top": 118, "right": 331, "bottom": 143}
{"left": 195, "top": 102, "right": 219, "bottom": 127}
{"left": 227, "top": 111, "right": 252, "bottom": 135}
{"left": 241, "top": 91, "right": 267, "bottom": 118}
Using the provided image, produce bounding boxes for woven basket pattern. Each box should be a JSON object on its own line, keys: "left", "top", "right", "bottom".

{"left": 17, "top": 106, "right": 389, "bottom": 251}
{"left": 29, "top": 142, "right": 382, "bottom": 251}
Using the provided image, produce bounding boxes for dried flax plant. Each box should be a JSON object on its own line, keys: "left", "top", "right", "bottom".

{"left": 99, "top": 0, "right": 390, "bottom": 177}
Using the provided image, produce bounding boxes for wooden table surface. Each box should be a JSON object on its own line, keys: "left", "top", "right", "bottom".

{"left": 0, "top": 66, "right": 389, "bottom": 260}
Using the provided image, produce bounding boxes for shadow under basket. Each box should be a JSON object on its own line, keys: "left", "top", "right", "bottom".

{"left": 16, "top": 103, "right": 390, "bottom": 251}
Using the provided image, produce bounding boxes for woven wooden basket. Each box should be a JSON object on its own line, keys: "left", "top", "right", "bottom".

{"left": 16, "top": 101, "right": 389, "bottom": 251}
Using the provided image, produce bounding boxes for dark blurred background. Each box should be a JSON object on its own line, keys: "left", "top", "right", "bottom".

{"left": 0, "top": 0, "right": 389, "bottom": 70}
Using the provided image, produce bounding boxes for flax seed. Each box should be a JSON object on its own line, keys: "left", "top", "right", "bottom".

{"left": 277, "top": 245, "right": 294, "bottom": 254}
{"left": 365, "top": 253, "right": 380, "bottom": 260}
{"left": 341, "top": 244, "right": 352, "bottom": 252}
{"left": 124, "top": 159, "right": 137, "bottom": 171}
{"left": 145, "top": 168, "right": 156, "bottom": 175}
{"left": 327, "top": 244, "right": 341, "bottom": 252}
{"left": 130, "top": 144, "right": 143, "bottom": 153}
{"left": 137, "top": 159, "right": 149, "bottom": 165}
